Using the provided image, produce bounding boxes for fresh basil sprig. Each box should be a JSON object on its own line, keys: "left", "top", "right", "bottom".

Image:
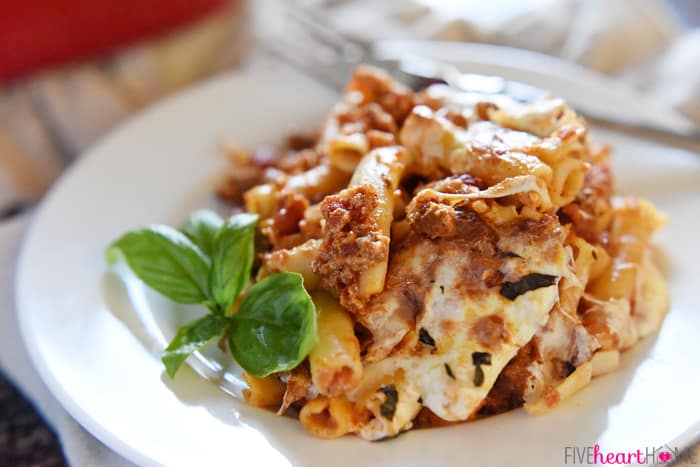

{"left": 107, "top": 210, "right": 317, "bottom": 378}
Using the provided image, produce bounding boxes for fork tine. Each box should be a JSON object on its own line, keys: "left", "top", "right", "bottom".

{"left": 285, "top": 5, "right": 367, "bottom": 62}
{"left": 257, "top": 2, "right": 368, "bottom": 90}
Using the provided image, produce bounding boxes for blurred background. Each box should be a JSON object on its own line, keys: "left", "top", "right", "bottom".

{"left": 0, "top": 0, "right": 698, "bottom": 465}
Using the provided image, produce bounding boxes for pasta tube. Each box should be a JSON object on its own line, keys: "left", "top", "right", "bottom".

{"left": 313, "top": 146, "right": 407, "bottom": 310}
{"left": 263, "top": 239, "right": 322, "bottom": 290}
{"left": 327, "top": 132, "right": 369, "bottom": 173}
{"left": 587, "top": 198, "right": 665, "bottom": 300}
{"left": 285, "top": 164, "right": 351, "bottom": 203}
{"left": 591, "top": 350, "right": 620, "bottom": 377}
{"left": 299, "top": 396, "right": 355, "bottom": 439}
{"left": 243, "top": 183, "right": 277, "bottom": 219}
{"left": 309, "top": 291, "right": 363, "bottom": 396}
{"left": 524, "top": 361, "right": 593, "bottom": 415}
{"left": 242, "top": 373, "right": 286, "bottom": 408}
{"left": 350, "top": 146, "right": 407, "bottom": 297}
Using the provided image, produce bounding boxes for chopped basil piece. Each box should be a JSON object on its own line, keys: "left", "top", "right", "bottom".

{"left": 472, "top": 351, "right": 492, "bottom": 387}
{"left": 379, "top": 385, "right": 398, "bottom": 420}
{"left": 444, "top": 363, "right": 455, "bottom": 379}
{"left": 473, "top": 367, "right": 485, "bottom": 387}
{"left": 472, "top": 352, "right": 492, "bottom": 366}
{"left": 439, "top": 285, "right": 445, "bottom": 294}
{"left": 563, "top": 360, "right": 576, "bottom": 377}
{"left": 499, "top": 251, "right": 522, "bottom": 259}
{"left": 418, "top": 328, "right": 436, "bottom": 346}
{"left": 499, "top": 273, "right": 557, "bottom": 300}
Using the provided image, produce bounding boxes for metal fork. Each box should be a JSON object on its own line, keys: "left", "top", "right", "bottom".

{"left": 258, "top": 2, "right": 700, "bottom": 150}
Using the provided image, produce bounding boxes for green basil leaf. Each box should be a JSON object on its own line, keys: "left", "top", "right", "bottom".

{"left": 162, "top": 314, "right": 228, "bottom": 378}
{"left": 210, "top": 213, "right": 258, "bottom": 312}
{"left": 181, "top": 209, "right": 223, "bottom": 257}
{"left": 229, "top": 272, "right": 317, "bottom": 377}
{"left": 107, "top": 225, "right": 211, "bottom": 304}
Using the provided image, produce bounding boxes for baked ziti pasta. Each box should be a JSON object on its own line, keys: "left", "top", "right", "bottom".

{"left": 217, "top": 66, "right": 669, "bottom": 440}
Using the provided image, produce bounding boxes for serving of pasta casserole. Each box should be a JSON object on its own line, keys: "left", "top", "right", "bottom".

{"left": 211, "top": 66, "right": 671, "bottom": 440}
{"left": 112, "top": 65, "right": 669, "bottom": 442}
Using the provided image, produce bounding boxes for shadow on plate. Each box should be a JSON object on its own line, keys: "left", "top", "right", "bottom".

{"left": 101, "top": 267, "right": 248, "bottom": 396}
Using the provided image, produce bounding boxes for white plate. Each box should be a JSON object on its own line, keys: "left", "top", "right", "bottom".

{"left": 16, "top": 57, "right": 700, "bottom": 467}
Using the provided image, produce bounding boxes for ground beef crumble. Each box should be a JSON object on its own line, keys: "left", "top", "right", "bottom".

{"left": 313, "top": 185, "right": 389, "bottom": 312}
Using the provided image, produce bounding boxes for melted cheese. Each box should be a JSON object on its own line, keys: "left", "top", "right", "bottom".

{"left": 350, "top": 225, "right": 570, "bottom": 439}
{"left": 408, "top": 278, "right": 558, "bottom": 421}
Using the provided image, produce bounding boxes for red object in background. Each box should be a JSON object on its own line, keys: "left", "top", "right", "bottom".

{"left": 0, "top": 0, "right": 228, "bottom": 83}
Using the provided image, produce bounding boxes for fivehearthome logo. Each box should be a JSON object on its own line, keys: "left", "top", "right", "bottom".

{"left": 563, "top": 444, "right": 697, "bottom": 465}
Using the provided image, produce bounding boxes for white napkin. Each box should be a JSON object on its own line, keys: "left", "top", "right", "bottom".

{"left": 0, "top": 0, "right": 698, "bottom": 465}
